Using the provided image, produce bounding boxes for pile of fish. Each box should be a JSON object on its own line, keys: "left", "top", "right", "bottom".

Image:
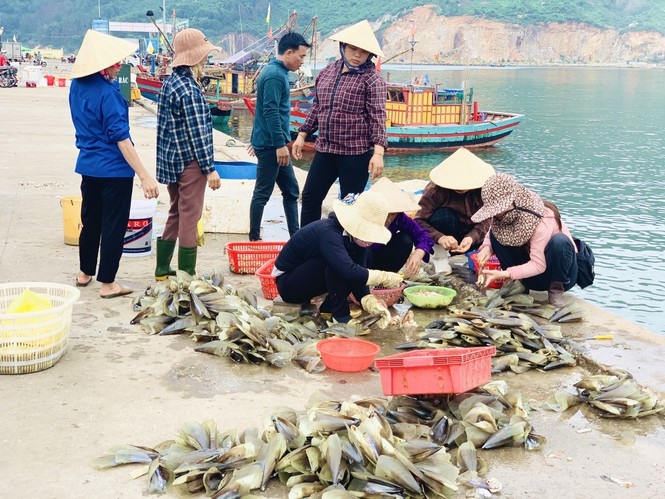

{"left": 130, "top": 270, "right": 329, "bottom": 373}
{"left": 395, "top": 281, "right": 578, "bottom": 374}
{"left": 544, "top": 374, "right": 664, "bottom": 418}
{"left": 95, "top": 382, "right": 544, "bottom": 497}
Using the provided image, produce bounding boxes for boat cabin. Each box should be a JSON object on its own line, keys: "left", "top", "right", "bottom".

{"left": 386, "top": 85, "right": 477, "bottom": 126}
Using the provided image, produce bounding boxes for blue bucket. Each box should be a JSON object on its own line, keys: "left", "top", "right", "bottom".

{"left": 214, "top": 161, "right": 257, "bottom": 180}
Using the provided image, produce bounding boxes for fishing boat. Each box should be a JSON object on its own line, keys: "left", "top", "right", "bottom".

{"left": 136, "top": 70, "right": 234, "bottom": 127}
{"left": 289, "top": 83, "right": 523, "bottom": 152}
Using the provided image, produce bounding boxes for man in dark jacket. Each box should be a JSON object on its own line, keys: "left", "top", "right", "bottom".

{"left": 248, "top": 32, "right": 311, "bottom": 241}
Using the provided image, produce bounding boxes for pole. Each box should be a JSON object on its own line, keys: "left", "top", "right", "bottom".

{"left": 98, "top": 0, "right": 101, "bottom": 18}
{"left": 162, "top": 0, "right": 167, "bottom": 49}
{"left": 238, "top": 4, "right": 244, "bottom": 51}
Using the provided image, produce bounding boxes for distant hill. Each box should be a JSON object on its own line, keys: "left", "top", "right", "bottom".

{"left": 2, "top": 0, "right": 664, "bottom": 55}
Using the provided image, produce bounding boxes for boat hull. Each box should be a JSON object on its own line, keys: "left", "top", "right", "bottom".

{"left": 289, "top": 111, "right": 524, "bottom": 153}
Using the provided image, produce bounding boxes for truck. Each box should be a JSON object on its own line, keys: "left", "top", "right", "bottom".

{"left": 1, "top": 42, "right": 23, "bottom": 61}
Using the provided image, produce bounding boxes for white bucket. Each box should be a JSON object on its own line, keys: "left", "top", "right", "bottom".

{"left": 123, "top": 200, "right": 157, "bottom": 257}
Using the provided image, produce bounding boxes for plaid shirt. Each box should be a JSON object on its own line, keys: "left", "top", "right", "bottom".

{"left": 300, "top": 59, "right": 387, "bottom": 155}
{"left": 156, "top": 67, "right": 215, "bottom": 184}
{"left": 415, "top": 182, "right": 491, "bottom": 245}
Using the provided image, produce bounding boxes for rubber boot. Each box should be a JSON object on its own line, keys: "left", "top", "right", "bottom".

{"left": 548, "top": 281, "right": 566, "bottom": 307}
{"left": 178, "top": 246, "right": 197, "bottom": 277}
{"left": 154, "top": 238, "right": 177, "bottom": 281}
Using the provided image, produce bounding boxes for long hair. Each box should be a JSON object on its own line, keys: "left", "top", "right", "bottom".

{"left": 543, "top": 200, "right": 562, "bottom": 230}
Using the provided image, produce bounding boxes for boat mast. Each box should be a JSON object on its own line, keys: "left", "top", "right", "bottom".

{"left": 408, "top": 22, "right": 417, "bottom": 84}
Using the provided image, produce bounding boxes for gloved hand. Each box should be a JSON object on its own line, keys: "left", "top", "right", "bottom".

{"left": 366, "top": 269, "right": 403, "bottom": 288}
{"left": 360, "top": 294, "right": 391, "bottom": 329}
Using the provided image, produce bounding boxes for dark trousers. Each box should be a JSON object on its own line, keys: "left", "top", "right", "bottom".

{"left": 368, "top": 231, "right": 414, "bottom": 272}
{"left": 163, "top": 160, "right": 207, "bottom": 248}
{"left": 79, "top": 175, "right": 133, "bottom": 283}
{"left": 300, "top": 151, "right": 372, "bottom": 227}
{"left": 276, "top": 257, "right": 367, "bottom": 320}
{"left": 428, "top": 207, "right": 476, "bottom": 245}
{"left": 249, "top": 147, "right": 300, "bottom": 240}
{"left": 490, "top": 232, "right": 578, "bottom": 291}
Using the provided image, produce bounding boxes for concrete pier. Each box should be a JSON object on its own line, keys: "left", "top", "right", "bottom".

{"left": 0, "top": 81, "right": 663, "bottom": 498}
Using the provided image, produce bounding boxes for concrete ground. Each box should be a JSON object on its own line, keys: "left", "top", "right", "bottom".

{"left": 1, "top": 80, "right": 664, "bottom": 499}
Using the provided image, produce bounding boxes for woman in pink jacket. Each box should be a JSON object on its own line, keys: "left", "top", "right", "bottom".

{"left": 471, "top": 173, "right": 578, "bottom": 306}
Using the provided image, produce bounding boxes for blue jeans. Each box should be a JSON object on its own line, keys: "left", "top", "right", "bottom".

{"left": 249, "top": 147, "right": 300, "bottom": 240}
{"left": 490, "top": 232, "right": 578, "bottom": 291}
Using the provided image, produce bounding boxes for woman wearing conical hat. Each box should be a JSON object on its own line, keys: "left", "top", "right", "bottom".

{"left": 414, "top": 148, "right": 495, "bottom": 273}
{"left": 368, "top": 178, "right": 434, "bottom": 277}
{"left": 293, "top": 20, "right": 388, "bottom": 227}
{"left": 68, "top": 30, "right": 159, "bottom": 298}
{"left": 274, "top": 191, "right": 403, "bottom": 327}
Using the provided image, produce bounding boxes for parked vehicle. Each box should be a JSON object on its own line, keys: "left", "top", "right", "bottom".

{"left": 0, "top": 65, "right": 18, "bottom": 88}
{"left": 61, "top": 54, "right": 76, "bottom": 63}
{"left": 33, "top": 59, "right": 47, "bottom": 67}
{"left": 0, "top": 42, "right": 22, "bottom": 61}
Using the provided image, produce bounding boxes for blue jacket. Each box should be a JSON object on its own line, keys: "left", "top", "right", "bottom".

{"left": 275, "top": 214, "right": 370, "bottom": 300}
{"left": 69, "top": 73, "right": 134, "bottom": 178}
{"left": 251, "top": 59, "right": 291, "bottom": 149}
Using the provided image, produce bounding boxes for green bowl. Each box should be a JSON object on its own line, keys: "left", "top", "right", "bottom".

{"left": 403, "top": 285, "right": 457, "bottom": 309}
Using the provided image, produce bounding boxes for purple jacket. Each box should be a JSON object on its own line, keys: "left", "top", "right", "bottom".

{"left": 372, "top": 213, "right": 434, "bottom": 261}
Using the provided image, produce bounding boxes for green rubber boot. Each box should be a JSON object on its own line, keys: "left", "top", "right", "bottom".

{"left": 178, "top": 246, "right": 197, "bottom": 277}
{"left": 155, "top": 238, "right": 177, "bottom": 281}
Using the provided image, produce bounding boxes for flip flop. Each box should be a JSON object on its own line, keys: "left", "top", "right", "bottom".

{"left": 76, "top": 275, "right": 92, "bottom": 287}
{"left": 100, "top": 288, "right": 133, "bottom": 299}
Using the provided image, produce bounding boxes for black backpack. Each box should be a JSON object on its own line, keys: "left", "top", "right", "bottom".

{"left": 574, "top": 238, "right": 595, "bottom": 288}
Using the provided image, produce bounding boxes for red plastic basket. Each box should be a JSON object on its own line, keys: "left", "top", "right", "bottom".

{"left": 225, "top": 241, "right": 286, "bottom": 274}
{"left": 255, "top": 258, "right": 279, "bottom": 300}
{"left": 316, "top": 338, "right": 381, "bottom": 372}
{"left": 375, "top": 347, "right": 496, "bottom": 395}
{"left": 470, "top": 253, "right": 506, "bottom": 289}
{"left": 349, "top": 283, "right": 406, "bottom": 308}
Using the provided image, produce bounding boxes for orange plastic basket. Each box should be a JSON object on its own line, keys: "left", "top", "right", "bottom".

{"left": 470, "top": 253, "right": 506, "bottom": 289}
{"left": 225, "top": 241, "right": 286, "bottom": 274}
{"left": 375, "top": 347, "right": 496, "bottom": 395}
{"left": 255, "top": 258, "right": 279, "bottom": 300}
{"left": 316, "top": 338, "right": 381, "bottom": 372}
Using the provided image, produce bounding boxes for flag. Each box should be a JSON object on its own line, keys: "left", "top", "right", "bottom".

{"left": 376, "top": 57, "right": 381, "bottom": 73}
{"left": 13, "top": 34, "right": 17, "bottom": 43}
{"left": 266, "top": 3, "right": 271, "bottom": 24}
{"left": 147, "top": 42, "right": 155, "bottom": 55}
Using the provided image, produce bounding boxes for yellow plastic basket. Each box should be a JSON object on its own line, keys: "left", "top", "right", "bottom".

{"left": 0, "top": 283, "right": 80, "bottom": 374}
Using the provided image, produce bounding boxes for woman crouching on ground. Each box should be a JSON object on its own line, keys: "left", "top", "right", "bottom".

{"left": 274, "top": 191, "right": 403, "bottom": 327}
{"left": 367, "top": 178, "right": 434, "bottom": 277}
{"left": 472, "top": 173, "right": 578, "bottom": 306}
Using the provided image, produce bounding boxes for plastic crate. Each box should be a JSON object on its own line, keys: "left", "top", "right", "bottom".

{"left": 255, "top": 258, "right": 279, "bottom": 300}
{"left": 469, "top": 253, "right": 506, "bottom": 289}
{"left": 375, "top": 347, "right": 496, "bottom": 395}
{"left": 225, "top": 241, "right": 286, "bottom": 274}
{"left": 0, "top": 282, "right": 80, "bottom": 375}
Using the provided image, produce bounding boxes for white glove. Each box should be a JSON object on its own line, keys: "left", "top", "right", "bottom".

{"left": 366, "top": 269, "right": 403, "bottom": 288}
{"left": 360, "top": 294, "right": 391, "bottom": 329}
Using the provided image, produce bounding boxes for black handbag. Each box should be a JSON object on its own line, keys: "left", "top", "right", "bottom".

{"left": 574, "top": 238, "right": 595, "bottom": 288}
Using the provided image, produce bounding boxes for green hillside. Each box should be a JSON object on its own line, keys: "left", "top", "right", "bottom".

{"left": 1, "top": 0, "right": 664, "bottom": 52}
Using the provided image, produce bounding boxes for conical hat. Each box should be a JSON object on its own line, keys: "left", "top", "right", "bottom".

{"left": 329, "top": 20, "right": 384, "bottom": 58}
{"left": 369, "top": 177, "right": 420, "bottom": 213}
{"left": 70, "top": 30, "right": 137, "bottom": 79}
{"left": 429, "top": 148, "right": 496, "bottom": 190}
{"left": 333, "top": 191, "right": 391, "bottom": 244}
